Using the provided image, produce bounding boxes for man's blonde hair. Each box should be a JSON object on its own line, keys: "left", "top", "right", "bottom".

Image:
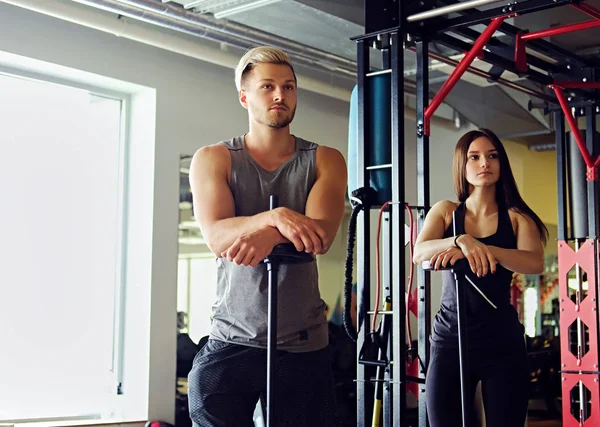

{"left": 234, "top": 46, "right": 296, "bottom": 91}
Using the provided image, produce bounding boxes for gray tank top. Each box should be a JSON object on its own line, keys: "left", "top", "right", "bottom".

{"left": 209, "top": 135, "right": 328, "bottom": 353}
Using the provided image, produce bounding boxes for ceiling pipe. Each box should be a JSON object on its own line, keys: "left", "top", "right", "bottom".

{"left": 67, "top": 0, "right": 356, "bottom": 77}
{"left": 1, "top": 0, "right": 353, "bottom": 101}
{"left": 120, "top": 0, "right": 356, "bottom": 68}
{"left": 69, "top": 1, "right": 469, "bottom": 110}
{"left": 89, "top": 0, "right": 357, "bottom": 74}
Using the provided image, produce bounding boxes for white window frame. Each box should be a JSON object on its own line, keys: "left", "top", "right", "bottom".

{"left": 0, "top": 50, "right": 157, "bottom": 425}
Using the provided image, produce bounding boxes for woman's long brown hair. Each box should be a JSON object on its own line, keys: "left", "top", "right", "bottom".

{"left": 453, "top": 128, "right": 548, "bottom": 245}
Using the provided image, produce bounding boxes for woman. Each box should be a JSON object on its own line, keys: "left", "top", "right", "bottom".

{"left": 413, "top": 128, "right": 547, "bottom": 427}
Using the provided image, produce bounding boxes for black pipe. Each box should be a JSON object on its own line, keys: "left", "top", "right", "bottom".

{"left": 556, "top": 112, "right": 568, "bottom": 241}
{"left": 452, "top": 210, "right": 471, "bottom": 427}
{"left": 568, "top": 131, "right": 589, "bottom": 239}
{"left": 265, "top": 195, "right": 279, "bottom": 427}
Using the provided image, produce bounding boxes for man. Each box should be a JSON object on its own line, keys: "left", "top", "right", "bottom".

{"left": 187, "top": 46, "right": 347, "bottom": 427}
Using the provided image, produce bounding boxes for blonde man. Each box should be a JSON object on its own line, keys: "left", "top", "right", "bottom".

{"left": 187, "top": 46, "right": 347, "bottom": 426}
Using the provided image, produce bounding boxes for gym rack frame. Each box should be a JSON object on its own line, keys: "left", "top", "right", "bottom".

{"left": 351, "top": 1, "right": 600, "bottom": 426}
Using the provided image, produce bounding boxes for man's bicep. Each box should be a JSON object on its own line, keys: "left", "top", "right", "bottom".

{"left": 305, "top": 147, "right": 347, "bottom": 232}
{"left": 305, "top": 176, "right": 346, "bottom": 223}
{"left": 189, "top": 146, "right": 235, "bottom": 234}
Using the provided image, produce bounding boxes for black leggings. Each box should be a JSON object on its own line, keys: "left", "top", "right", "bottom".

{"left": 426, "top": 340, "right": 530, "bottom": 427}
{"left": 187, "top": 339, "right": 338, "bottom": 427}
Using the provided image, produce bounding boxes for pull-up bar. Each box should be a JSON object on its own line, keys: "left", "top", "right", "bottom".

{"left": 406, "top": 0, "right": 504, "bottom": 22}
{"left": 520, "top": 19, "right": 600, "bottom": 41}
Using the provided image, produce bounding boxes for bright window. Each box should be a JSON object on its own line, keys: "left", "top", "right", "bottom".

{"left": 0, "top": 73, "right": 125, "bottom": 422}
{"left": 178, "top": 255, "right": 218, "bottom": 344}
{"left": 188, "top": 256, "right": 218, "bottom": 343}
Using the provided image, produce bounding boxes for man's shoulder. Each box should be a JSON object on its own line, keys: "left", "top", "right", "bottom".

{"left": 315, "top": 145, "right": 346, "bottom": 168}
{"left": 295, "top": 135, "right": 319, "bottom": 151}
{"left": 194, "top": 135, "right": 245, "bottom": 157}
{"left": 191, "top": 142, "right": 232, "bottom": 171}
{"left": 216, "top": 135, "right": 244, "bottom": 151}
{"left": 194, "top": 142, "right": 228, "bottom": 157}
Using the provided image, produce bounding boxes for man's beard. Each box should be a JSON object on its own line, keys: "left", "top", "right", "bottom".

{"left": 252, "top": 105, "right": 296, "bottom": 129}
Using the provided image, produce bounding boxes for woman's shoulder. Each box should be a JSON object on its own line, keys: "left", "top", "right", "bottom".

{"left": 507, "top": 208, "right": 536, "bottom": 234}
{"left": 430, "top": 200, "right": 460, "bottom": 227}
{"left": 431, "top": 200, "right": 460, "bottom": 214}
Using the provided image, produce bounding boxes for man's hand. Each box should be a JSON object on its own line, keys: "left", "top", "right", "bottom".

{"left": 429, "top": 247, "right": 465, "bottom": 271}
{"left": 220, "top": 226, "right": 284, "bottom": 267}
{"left": 456, "top": 234, "right": 497, "bottom": 277}
{"left": 272, "top": 207, "right": 328, "bottom": 254}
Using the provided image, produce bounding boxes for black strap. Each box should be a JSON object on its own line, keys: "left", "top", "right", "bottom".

{"left": 454, "top": 233, "right": 463, "bottom": 248}
{"left": 452, "top": 203, "right": 466, "bottom": 236}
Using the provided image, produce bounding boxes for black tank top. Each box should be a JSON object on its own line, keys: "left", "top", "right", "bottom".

{"left": 430, "top": 203, "right": 525, "bottom": 349}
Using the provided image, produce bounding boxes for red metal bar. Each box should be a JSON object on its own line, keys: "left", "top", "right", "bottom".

{"left": 552, "top": 86, "right": 597, "bottom": 177}
{"left": 521, "top": 19, "right": 600, "bottom": 40}
{"left": 423, "top": 16, "right": 506, "bottom": 135}
{"left": 514, "top": 33, "right": 527, "bottom": 73}
{"left": 553, "top": 80, "right": 600, "bottom": 89}
{"left": 572, "top": 2, "right": 600, "bottom": 20}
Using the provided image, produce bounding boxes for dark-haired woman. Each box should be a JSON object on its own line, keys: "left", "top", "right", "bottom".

{"left": 413, "top": 128, "right": 547, "bottom": 427}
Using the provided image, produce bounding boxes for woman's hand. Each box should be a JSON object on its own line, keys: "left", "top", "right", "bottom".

{"left": 430, "top": 247, "right": 465, "bottom": 271}
{"left": 456, "top": 234, "right": 498, "bottom": 277}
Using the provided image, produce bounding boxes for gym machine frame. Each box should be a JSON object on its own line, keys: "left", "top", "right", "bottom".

{"left": 352, "top": 1, "right": 600, "bottom": 426}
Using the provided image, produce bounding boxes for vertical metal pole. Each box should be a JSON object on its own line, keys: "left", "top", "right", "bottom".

{"left": 373, "top": 211, "right": 392, "bottom": 427}
{"left": 555, "top": 111, "right": 568, "bottom": 241}
{"left": 266, "top": 194, "right": 279, "bottom": 427}
{"left": 586, "top": 102, "right": 598, "bottom": 239}
{"left": 382, "top": 36, "right": 393, "bottom": 427}
{"left": 555, "top": 109, "right": 569, "bottom": 427}
{"left": 566, "top": 128, "right": 575, "bottom": 241}
{"left": 357, "top": 38, "right": 372, "bottom": 427}
{"left": 585, "top": 65, "right": 600, "bottom": 427}
{"left": 266, "top": 261, "right": 278, "bottom": 427}
{"left": 415, "top": 38, "right": 431, "bottom": 427}
{"left": 452, "top": 211, "right": 470, "bottom": 427}
{"left": 383, "top": 211, "right": 393, "bottom": 425}
{"left": 390, "top": 30, "right": 407, "bottom": 427}
{"left": 567, "top": 120, "right": 586, "bottom": 417}
{"left": 574, "top": 239, "right": 587, "bottom": 421}
{"left": 384, "top": 327, "right": 393, "bottom": 427}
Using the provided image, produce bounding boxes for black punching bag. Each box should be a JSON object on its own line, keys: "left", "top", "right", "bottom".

{"left": 568, "top": 130, "right": 589, "bottom": 239}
